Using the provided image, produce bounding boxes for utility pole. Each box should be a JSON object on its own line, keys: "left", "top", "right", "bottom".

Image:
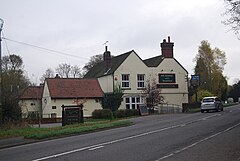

{"left": 0, "top": 18, "right": 4, "bottom": 125}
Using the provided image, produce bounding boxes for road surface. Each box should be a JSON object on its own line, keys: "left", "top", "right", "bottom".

{"left": 0, "top": 104, "right": 240, "bottom": 161}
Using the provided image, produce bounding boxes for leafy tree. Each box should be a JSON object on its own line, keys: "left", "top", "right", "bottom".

{"left": 1, "top": 54, "right": 30, "bottom": 123}
{"left": 223, "top": 0, "right": 240, "bottom": 36}
{"left": 82, "top": 54, "right": 103, "bottom": 74}
{"left": 228, "top": 80, "right": 240, "bottom": 102}
{"left": 194, "top": 40, "right": 227, "bottom": 100}
{"left": 102, "top": 85, "right": 123, "bottom": 111}
{"left": 192, "top": 90, "right": 214, "bottom": 102}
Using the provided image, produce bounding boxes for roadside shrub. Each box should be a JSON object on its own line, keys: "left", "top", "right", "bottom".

{"left": 113, "top": 109, "right": 139, "bottom": 118}
{"left": 92, "top": 109, "right": 113, "bottom": 120}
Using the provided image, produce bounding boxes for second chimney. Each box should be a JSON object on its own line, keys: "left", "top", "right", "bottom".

{"left": 160, "top": 36, "right": 174, "bottom": 58}
{"left": 103, "top": 46, "right": 112, "bottom": 72}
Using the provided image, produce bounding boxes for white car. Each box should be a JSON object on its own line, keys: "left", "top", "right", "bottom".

{"left": 201, "top": 96, "right": 223, "bottom": 113}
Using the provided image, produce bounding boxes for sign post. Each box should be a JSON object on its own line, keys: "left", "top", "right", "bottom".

{"left": 62, "top": 104, "right": 84, "bottom": 126}
{"left": 191, "top": 75, "right": 200, "bottom": 102}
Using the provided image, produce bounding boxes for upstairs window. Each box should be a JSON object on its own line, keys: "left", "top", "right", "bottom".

{"left": 122, "top": 74, "right": 130, "bottom": 88}
{"left": 137, "top": 74, "right": 145, "bottom": 88}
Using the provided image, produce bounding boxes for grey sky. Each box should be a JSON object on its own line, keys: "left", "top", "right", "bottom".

{"left": 0, "top": 0, "right": 239, "bottom": 84}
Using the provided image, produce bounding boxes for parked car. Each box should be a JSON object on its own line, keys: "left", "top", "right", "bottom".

{"left": 201, "top": 96, "right": 223, "bottom": 113}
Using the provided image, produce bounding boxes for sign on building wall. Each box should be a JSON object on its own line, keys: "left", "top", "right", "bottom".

{"left": 159, "top": 74, "right": 176, "bottom": 83}
{"left": 158, "top": 73, "right": 178, "bottom": 88}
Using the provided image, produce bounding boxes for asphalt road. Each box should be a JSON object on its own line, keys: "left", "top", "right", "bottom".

{"left": 0, "top": 104, "right": 240, "bottom": 161}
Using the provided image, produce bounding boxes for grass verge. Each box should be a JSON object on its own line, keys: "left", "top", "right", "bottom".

{"left": 0, "top": 120, "right": 133, "bottom": 140}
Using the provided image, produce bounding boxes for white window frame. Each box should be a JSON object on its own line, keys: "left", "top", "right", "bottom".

{"left": 122, "top": 74, "right": 130, "bottom": 88}
{"left": 125, "top": 97, "right": 143, "bottom": 109}
{"left": 137, "top": 74, "right": 145, "bottom": 88}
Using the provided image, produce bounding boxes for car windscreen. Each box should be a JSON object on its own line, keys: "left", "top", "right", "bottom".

{"left": 202, "top": 98, "right": 214, "bottom": 103}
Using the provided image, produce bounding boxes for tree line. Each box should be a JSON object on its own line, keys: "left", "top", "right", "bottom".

{"left": 39, "top": 54, "right": 103, "bottom": 82}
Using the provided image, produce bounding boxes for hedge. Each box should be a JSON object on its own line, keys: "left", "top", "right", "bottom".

{"left": 92, "top": 109, "right": 113, "bottom": 119}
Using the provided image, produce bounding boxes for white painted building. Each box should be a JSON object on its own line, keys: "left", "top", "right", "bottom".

{"left": 85, "top": 37, "right": 189, "bottom": 109}
{"left": 41, "top": 78, "right": 104, "bottom": 118}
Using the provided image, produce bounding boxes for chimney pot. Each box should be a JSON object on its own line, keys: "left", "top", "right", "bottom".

{"left": 160, "top": 36, "right": 174, "bottom": 58}
{"left": 105, "top": 45, "right": 108, "bottom": 52}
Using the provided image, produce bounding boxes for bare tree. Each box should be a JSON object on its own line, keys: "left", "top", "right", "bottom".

{"left": 71, "top": 65, "right": 83, "bottom": 78}
{"left": 56, "top": 63, "right": 71, "bottom": 78}
{"left": 223, "top": 0, "right": 240, "bottom": 36}
{"left": 142, "top": 78, "right": 164, "bottom": 112}
{"left": 40, "top": 68, "right": 55, "bottom": 83}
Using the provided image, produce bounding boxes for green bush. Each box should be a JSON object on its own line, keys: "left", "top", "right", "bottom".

{"left": 92, "top": 109, "right": 113, "bottom": 120}
{"left": 191, "top": 89, "right": 214, "bottom": 102}
{"left": 113, "top": 109, "right": 139, "bottom": 118}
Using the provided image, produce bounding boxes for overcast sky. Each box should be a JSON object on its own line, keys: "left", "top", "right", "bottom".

{"left": 0, "top": 0, "right": 239, "bottom": 85}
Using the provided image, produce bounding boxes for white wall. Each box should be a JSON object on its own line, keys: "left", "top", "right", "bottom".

{"left": 98, "top": 75, "right": 113, "bottom": 93}
{"left": 19, "top": 99, "right": 41, "bottom": 118}
{"left": 114, "top": 51, "right": 149, "bottom": 94}
{"left": 111, "top": 54, "right": 189, "bottom": 108}
{"left": 152, "top": 58, "right": 188, "bottom": 106}
{"left": 42, "top": 98, "right": 102, "bottom": 118}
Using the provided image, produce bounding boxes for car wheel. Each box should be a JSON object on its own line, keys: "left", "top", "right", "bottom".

{"left": 201, "top": 110, "right": 204, "bottom": 113}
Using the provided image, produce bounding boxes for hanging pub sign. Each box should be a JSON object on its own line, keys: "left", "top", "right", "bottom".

{"left": 191, "top": 75, "right": 200, "bottom": 87}
{"left": 62, "top": 104, "right": 84, "bottom": 126}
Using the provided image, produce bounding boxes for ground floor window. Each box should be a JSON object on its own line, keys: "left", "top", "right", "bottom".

{"left": 125, "top": 96, "right": 143, "bottom": 109}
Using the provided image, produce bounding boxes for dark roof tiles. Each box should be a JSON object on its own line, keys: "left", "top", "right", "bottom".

{"left": 84, "top": 50, "right": 132, "bottom": 78}
{"left": 143, "top": 55, "right": 164, "bottom": 67}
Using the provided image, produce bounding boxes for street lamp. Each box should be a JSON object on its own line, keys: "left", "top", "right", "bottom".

{"left": 0, "top": 18, "right": 4, "bottom": 125}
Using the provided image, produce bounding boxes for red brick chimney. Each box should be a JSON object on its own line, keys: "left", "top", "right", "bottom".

{"left": 103, "top": 46, "right": 112, "bottom": 72}
{"left": 160, "top": 36, "right": 174, "bottom": 58}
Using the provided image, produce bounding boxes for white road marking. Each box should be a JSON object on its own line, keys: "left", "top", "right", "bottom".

{"left": 88, "top": 146, "right": 104, "bottom": 151}
{"left": 155, "top": 122, "right": 240, "bottom": 161}
{"left": 31, "top": 114, "right": 222, "bottom": 161}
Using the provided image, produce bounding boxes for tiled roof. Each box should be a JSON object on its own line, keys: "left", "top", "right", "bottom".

{"left": 46, "top": 78, "right": 103, "bottom": 98}
{"left": 84, "top": 50, "right": 133, "bottom": 78}
{"left": 21, "top": 86, "right": 43, "bottom": 100}
{"left": 143, "top": 55, "right": 164, "bottom": 67}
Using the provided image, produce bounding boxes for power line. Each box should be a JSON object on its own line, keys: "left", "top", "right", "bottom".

{"left": 2, "top": 37, "right": 89, "bottom": 60}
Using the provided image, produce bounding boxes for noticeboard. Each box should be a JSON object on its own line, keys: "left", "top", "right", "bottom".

{"left": 138, "top": 104, "right": 149, "bottom": 116}
{"left": 62, "top": 104, "right": 84, "bottom": 126}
